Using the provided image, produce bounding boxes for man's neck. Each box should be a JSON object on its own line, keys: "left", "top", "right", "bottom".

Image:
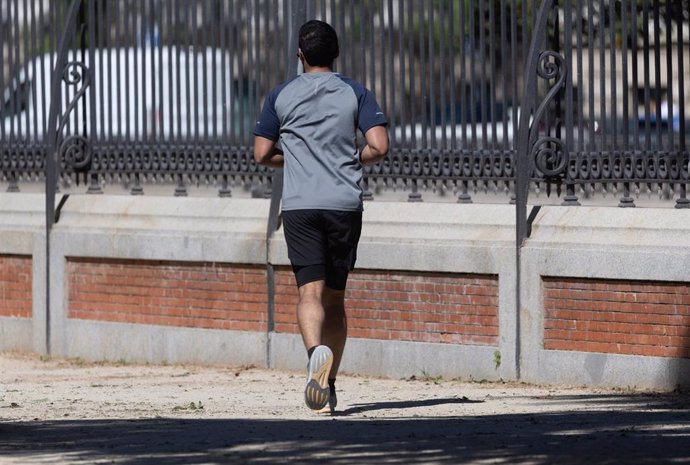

{"left": 304, "top": 64, "right": 332, "bottom": 74}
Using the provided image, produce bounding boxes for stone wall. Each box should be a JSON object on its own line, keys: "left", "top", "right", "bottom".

{"left": 0, "top": 193, "right": 688, "bottom": 390}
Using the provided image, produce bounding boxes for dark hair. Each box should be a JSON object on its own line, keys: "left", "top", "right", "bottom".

{"left": 298, "top": 20, "right": 339, "bottom": 68}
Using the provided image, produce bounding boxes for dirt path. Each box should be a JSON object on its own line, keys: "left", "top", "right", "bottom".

{"left": 1, "top": 352, "right": 689, "bottom": 464}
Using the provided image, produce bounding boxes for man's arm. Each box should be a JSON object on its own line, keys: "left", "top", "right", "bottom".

{"left": 359, "top": 125, "right": 389, "bottom": 166}
{"left": 254, "top": 136, "right": 284, "bottom": 168}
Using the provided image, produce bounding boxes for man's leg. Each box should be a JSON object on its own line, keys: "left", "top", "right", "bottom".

{"left": 297, "top": 280, "right": 325, "bottom": 350}
{"left": 297, "top": 279, "right": 334, "bottom": 410}
{"left": 321, "top": 286, "right": 347, "bottom": 380}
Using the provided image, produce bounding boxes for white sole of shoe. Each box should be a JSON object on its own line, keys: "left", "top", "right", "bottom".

{"left": 304, "top": 345, "right": 333, "bottom": 411}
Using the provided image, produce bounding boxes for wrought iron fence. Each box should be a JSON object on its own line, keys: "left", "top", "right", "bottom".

{"left": 0, "top": 0, "right": 688, "bottom": 207}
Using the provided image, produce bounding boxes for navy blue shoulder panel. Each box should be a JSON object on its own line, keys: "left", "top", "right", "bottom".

{"left": 336, "top": 75, "right": 388, "bottom": 134}
{"left": 253, "top": 78, "right": 296, "bottom": 141}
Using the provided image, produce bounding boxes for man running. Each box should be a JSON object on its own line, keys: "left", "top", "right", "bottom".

{"left": 253, "top": 20, "right": 389, "bottom": 413}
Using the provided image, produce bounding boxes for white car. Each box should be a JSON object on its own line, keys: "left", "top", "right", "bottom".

{"left": 392, "top": 120, "right": 515, "bottom": 149}
{"left": 1, "top": 47, "right": 251, "bottom": 140}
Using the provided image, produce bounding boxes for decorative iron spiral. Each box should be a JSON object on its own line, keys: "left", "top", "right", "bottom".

{"left": 62, "top": 61, "right": 89, "bottom": 87}
{"left": 532, "top": 136, "right": 567, "bottom": 178}
{"left": 528, "top": 50, "right": 568, "bottom": 180}
{"left": 57, "top": 61, "right": 91, "bottom": 135}
{"left": 530, "top": 51, "right": 567, "bottom": 140}
{"left": 60, "top": 135, "right": 91, "bottom": 169}
{"left": 56, "top": 61, "right": 92, "bottom": 171}
{"left": 536, "top": 50, "right": 564, "bottom": 81}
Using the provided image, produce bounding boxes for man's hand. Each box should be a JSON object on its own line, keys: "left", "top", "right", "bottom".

{"left": 359, "top": 125, "right": 389, "bottom": 165}
{"left": 254, "top": 136, "right": 284, "bottom": 168}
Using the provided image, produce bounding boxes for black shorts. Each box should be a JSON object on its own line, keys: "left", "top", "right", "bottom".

{"left": 282, "top": 209, "right": 363, "bottom": 290}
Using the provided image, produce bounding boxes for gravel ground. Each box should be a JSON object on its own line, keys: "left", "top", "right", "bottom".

{"left": 1, "top": 352, "right": 689, "bottom": 464}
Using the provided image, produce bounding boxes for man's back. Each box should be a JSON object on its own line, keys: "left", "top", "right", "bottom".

{"left": 255, "top": 72, "right": 385, "bottom": 212}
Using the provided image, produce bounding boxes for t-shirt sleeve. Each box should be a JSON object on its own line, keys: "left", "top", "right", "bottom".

{"left": 357, "top": 88, "right": 388, "bottom": 134}
{"left": 253, "top": 88, "right": 280, "bottom": 141}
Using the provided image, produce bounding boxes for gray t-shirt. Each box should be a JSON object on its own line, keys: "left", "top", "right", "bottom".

{"left": 254, "top": 72, "right": 387, "bottom": 211}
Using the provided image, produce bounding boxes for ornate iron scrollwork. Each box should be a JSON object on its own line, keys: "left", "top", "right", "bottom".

{"left": 57, "top": 61, "right": 92, "bottom": 171}
{"left": 529, "top": 50, "right": 568, "bottom": 180}
{"left": 532, "top": 136, "right": 567, "bottom": 177}
{"left": 59, "top": 134, "right": 91, "bottom": 170}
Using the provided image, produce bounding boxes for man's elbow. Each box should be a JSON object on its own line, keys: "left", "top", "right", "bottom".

{"left": 365, "top": 127, "right": 389, "bottom": 160}
{"left": 372, "top": 138, "right": 389, "bottom": 160}
{"left": 253, "top": 136, "right": 276, "bottom": 165}
{"left": 377, "top": 142, "right": 390, "bottom": 158}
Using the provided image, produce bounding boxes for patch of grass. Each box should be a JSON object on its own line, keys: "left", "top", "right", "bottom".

{"left": 66, "top": 357, "right": 88, "bottom": 367}
{"left": 173, "top": 401, "right": 204, "bottom": 412}
{"left": 408, "top": 371, "right": 444, "bottom": 385}
{"left": 493, "top": 350, "right": 501, "bottom": 369}
{"left": 610, "top": 385, "right": 640, "bottom": 393}
{"left": 234, "top": 364, "right": 257, "bottom": 377}
{"left": 189, "top": 401, "right": 204, "bottom": 410}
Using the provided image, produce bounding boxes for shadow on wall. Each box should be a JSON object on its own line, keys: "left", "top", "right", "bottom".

{"left": 2, "top": 394, "right": 689, "bottom": 465}
{"left": 657, "top": 283, "right": 689, "bottom": 390}
{"left": 681, "top": 319, "right": 690, "bottom": 389}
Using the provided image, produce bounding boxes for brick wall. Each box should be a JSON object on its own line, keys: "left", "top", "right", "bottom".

{"left": 275, "top": 268, "right": 499, "bottom": 346}
{"left": 67, "top": 259, "right": 267, "bottom": 331}
{"left": 544, "top": 277, "right": 690, "bottom": 358}
{"left": 0, "top": 255, "right": 32, "bottom": 318}
{"left": 274, "top": 269, "right": 300, "bottom": 333}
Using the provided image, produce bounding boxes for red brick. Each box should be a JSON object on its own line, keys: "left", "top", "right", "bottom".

{"left": 543, "top": 277, "right": 690, "bottom": 359}
{"left": 67, "top": 258, "right": 268, "bottom": 332}
{"left": 0, "top": 255, "right": 32, "bottom": 318}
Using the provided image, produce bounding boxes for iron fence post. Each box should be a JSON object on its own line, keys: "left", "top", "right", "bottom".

{"left": 265, "top": 0, "right": 307, "bottom": 366}
{"left": 514, "top": 0, "right": 557, "bottom": 379}
{"left": 44, "top": 0, "right": 87, "bottom": 355}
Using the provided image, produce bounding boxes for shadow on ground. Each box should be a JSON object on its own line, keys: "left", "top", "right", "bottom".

{"left": 1, "top": 393, "right": 689, "bottom": 464}
{"left": 339, "top": 395, "right": 482, "bottom": 415}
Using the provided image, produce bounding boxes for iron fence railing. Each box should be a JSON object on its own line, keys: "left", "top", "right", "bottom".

{"left": 0, "top": 0, "right": 688, "bottom": 206}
